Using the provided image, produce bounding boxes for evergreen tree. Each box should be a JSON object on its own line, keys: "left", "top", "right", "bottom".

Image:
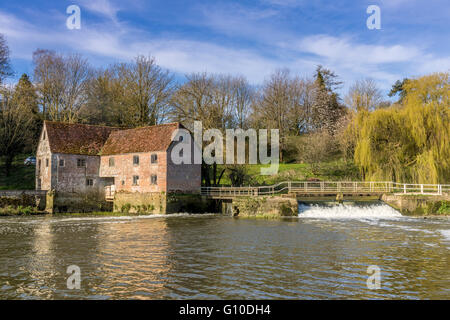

{"left": 311, "top": 66, "right": 344, "bottom": 133}
{"left": 12, "top": 74, "right": 40, "bottom": 152}
{"left": 388, "top": 78, "right": 409, "bottom": 103}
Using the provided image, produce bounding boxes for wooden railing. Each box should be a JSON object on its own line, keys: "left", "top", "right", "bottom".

{"left": 201, "top": 181, "right": 450, "bottom": 198}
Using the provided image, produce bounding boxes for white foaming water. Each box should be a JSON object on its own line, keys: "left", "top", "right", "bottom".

{"left": 439, "top": 230, "right": 450, "bottom": 241}
{"left": 298, "top": 202, "right": 402, "bottom": 219}
{"left": 2, "top": 213, "right": 217, "bottom": 225}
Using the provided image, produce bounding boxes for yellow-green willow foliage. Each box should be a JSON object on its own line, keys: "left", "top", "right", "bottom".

{"left": 352, "top": 72, "right": 449, "bottom": 183}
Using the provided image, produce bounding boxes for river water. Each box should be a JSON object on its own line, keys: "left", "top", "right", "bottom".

{"left": 0, "top": 202, "right": 449, "bottom": 300}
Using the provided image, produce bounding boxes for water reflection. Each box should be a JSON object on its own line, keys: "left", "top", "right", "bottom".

{"left": 0, "top": 213, "right": 449, "bottom": 299}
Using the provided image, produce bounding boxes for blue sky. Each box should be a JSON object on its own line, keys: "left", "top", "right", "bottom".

{"left": 0, "top": 0, "right": 449, "bottom": 96}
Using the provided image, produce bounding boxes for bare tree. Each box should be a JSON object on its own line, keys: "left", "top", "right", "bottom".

{"left": 232, "top": 76, "right": 254, "bottom": 129}
{"left": 345, "top": 78, "right": 382, "bottom": 112}
{"left": 252, "top": 69, "right": 311, "bottom": 159}
{"left": 121, "top": 55, "right": 175, "bottom": 126}
{"left": 61, "top": 54, "right": 91, "bottom": 123}
{"left": 171, "top": 72, "right": 225, "bottom": 130}
{"left": 0, "top": 34, "right": 13, "bottom": 85}
{"left": 170, "top": 72, "right": 251, "bottom": 186}
{"left": 32, "top": 49, "right": 66, "bottom": 121}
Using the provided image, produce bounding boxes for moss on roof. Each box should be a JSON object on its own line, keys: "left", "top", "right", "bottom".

{"left": 101, "top": 123, "right": 181, "bottom": 155}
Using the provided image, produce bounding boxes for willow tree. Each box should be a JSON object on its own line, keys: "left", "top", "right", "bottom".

{"left": 402, "top": 72, "right": 449, "bottom": 183}
{"left": 352, "top": 72, "right": 449, "bottom": 184}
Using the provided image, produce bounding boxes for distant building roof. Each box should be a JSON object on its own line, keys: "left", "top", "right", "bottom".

{"left": 44, "top": 121, "right": 120, "bottom": 156}
{"left": 101, "top": 122, "right": 181, "bottom": 155}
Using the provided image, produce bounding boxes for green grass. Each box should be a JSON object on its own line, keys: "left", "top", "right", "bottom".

{"left": 0, "top": 154, "right": 35, "bottom": 190}
{"left": 54, "top": 211, "right": 130, "bottom": 217}
{"left": 437, "top": 202, "right": 450, "bottom": 215}
{"left": 217, "top": 159, "right": 360, "bottom": 186}
{"left": 0, "top": 205, "right": 41, "bottom": 216}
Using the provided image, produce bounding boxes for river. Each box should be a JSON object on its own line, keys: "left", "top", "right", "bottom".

{"left": 0, "top": 202, "right": 449, "bottom": 299}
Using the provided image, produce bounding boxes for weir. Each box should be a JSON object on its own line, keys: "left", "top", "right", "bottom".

{"left": 205, "top": 181, "right": 450, "bottom": 217}
{"left": 297, "top": 201, "right": 403, "bottom": 218}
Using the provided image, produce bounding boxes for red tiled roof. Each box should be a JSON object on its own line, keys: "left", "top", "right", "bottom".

{"left": 100, "top": 123, "right": 182, "bottom": 155}
{"left": 44, "top": 121, "right": 120, "bottom": 155}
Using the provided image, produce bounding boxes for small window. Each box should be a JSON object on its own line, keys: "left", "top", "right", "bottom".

{"left": 121, "top": 180, "right": 125, "bottom": 186}
{"left": 38, "top": 160, "right": 41, "bottom": 169}
{"left": 109, "top": 157, "right": 115, "bottom": 167}
{"left": 150, "top": 175, "right": 157, "bottom": 185}
{"left": 151, "top": 154, "right": 158, "bottom": 164}
{"left": 179, "top": 149, "right": 183, "bottom": 157}
{"left": 46, "top": 159, "right": 49, "bottom": 167}
{"left": 86, "top": 179, "right": 94, "bottom": 186}
{"left": 43, "top": 131, "right": 46, "bottom": 140}
{"left": 77, "top": 159, "right": 86, "bottom": 167}
{"left": 133, "top": 155, "right": 139, "bottom": 166}
{"left": 59, "top": 159, "right": 65, "bottom": 167}
{"left": 133, "top": 176, "right": 139, "bottom": 186}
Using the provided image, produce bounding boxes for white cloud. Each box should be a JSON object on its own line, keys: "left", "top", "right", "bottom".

{"left": 78, "top": 0, "right": 121, "bottom": 23}
{"left": 261, "top": 0, "right": 305, "bottom": 7}
{"left": 417, "top": 57, "right": 450, "bottom": 74}
{"left": 0, "top": 8, "right": 448, "bottom": 94}
{"left": 298, "top": 35, "right": 422, "bottom": 64}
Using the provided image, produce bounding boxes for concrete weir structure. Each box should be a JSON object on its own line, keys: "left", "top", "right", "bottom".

{"left": 204, "top": 181, "right": 450, "bottom": 217}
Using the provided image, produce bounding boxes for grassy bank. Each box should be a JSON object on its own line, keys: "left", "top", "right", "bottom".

{"left": 0, "top": 205, "right": 43, "bottom": 216}
{"left": 0, "top": 154, "right": 35, "bottom": 190}
{"left": 54, "top": 211, "right": 135, "bottom": 217}
{"left": 217, "top": 159, "right": 360, "bottom": 186}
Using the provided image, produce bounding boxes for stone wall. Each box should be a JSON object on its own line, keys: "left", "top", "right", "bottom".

{"left": 113, "top": 192, "right": 217, "bottom": 214}
{"left": 100, "top": 151, "right": 167, "bottom": 193}
{"left": 382, "top": 194, "right": 450, "bottom": 215}
{"left": 47, "top": 190, "right": 112, "bottom": 213}
{"left": 114, "top": 191, "right": 167, "bottom": 214}
{"left": 0, "top": 190, "right": 47, "bottom": 211}
{"left": 36, "top": 126, "right": 52, "bottom": 190}
{"left": 230, "top": 196, "right": 298, "bottom": 218}
{"left": 52, "top": 153, "right": 109, "bottom": 193}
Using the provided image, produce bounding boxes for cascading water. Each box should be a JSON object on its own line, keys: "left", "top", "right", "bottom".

{"left": 297, "top": 201, "right": 402, "bottom": 219}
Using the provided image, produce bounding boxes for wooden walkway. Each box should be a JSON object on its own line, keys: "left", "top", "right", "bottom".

{"left": 201, "top": 181, "right": 450, "bottom": 199}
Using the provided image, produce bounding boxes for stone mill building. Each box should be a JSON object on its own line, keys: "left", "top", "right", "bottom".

{"left": 36, "top": 121, "right": 203, "bottom": 213}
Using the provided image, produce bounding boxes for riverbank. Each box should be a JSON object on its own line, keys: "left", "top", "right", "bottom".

{"left": 382, "top": 194, "right": 450, "bottom": 216}
{"left": 0, "top": 206, "right": 44, "bottom": 216}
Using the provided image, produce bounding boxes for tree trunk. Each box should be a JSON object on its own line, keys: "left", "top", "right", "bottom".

{"left": 4, "top": 155, "right": 14, "bottom": 177}
{"left": 202, "top": 163, "right": 211, "bottom": 187}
